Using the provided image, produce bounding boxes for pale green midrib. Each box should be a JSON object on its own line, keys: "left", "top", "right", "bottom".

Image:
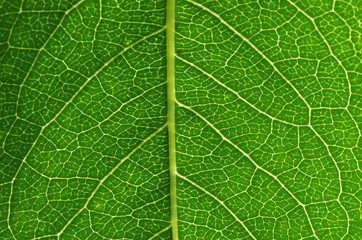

{"left": 166, "top": 0, "right": 178, "bottom": 239}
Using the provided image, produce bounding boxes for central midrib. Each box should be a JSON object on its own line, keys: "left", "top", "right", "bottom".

{"left": 166, "top": 0, "right": 178, "bottom": 239}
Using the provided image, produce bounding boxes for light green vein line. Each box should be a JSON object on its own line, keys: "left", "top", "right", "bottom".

{"left": 176, "top": 54, "right": 307, "bottom": 128}
{"left": 167, "top": 0, "right": 178, "bottom": 239}
{"left": 286, "top": 0, "right": 353, "bottom": 108}
{"left": 286, "top": 0, "right": 360, "bottom": 139}
{"left": 6, "top": 2, "right": 86, "bottom": 236}
{"left": 7, "top": 26, "right": 166, "bottom": 239}
{"left": 56, "top": 123, "right": 168, "bottom": 238}
{"left": 14, "top": 0, "right": 86, "bottom": 115}
{"left": 176, "top": 100, "right": 319, "bottom": 239}
{"left": 177, "top": 173, "right": 257, "bottom": 240}
{"left": 149, "top": 225, "right": 172, "bottom": 240}
{"left": 184, "top": 0, "right": 311, "bottom": 113}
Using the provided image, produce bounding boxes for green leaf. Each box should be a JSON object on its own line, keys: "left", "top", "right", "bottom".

{"left": 0, "top": 0, "right": 361, "bottom": 239}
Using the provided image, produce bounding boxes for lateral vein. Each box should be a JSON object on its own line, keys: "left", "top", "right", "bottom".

{"left": 56, "top": 123, "right": 168, "bottom": 237}
{"left": 176, "top": 100, "right": 319, "bottom": 239}
{"left": 177, "top": 173, "right": 257, "bottom": 240}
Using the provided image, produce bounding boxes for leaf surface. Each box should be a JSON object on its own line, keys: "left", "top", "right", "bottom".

{"left": 0, "top": 0, "right": 361, "bottom": 239}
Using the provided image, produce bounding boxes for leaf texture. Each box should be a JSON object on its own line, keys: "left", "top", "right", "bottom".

{"left": 0, "top": 0, "right": 361, "bottom": 239}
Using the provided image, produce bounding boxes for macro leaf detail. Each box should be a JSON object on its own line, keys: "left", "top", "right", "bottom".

{"left": 0, "top": 0, "right": 361, "bottom": 239}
